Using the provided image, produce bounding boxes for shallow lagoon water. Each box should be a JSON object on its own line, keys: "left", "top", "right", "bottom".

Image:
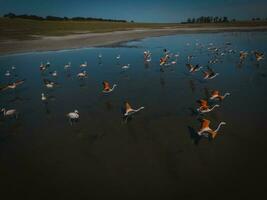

{"left": 0, "top": 32, "right": 267, "bottom": 199}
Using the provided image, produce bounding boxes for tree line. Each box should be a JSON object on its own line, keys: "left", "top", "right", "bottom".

{"left": 183, "top": 16, "right": 231, "bottom": 24}
{"left": 2, "top": 13, "right": 128, "bottom": 23}
{"left": 183, "top": 16, "right": 267, "bottom": 24}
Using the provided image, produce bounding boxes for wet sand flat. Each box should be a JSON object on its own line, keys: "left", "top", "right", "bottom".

{"left": 1, "top": 26, "right": 267, "bottom": 55}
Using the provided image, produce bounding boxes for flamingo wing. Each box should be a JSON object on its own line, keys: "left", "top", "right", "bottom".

{"left": 211, "top": 90, "right": 219, "bottom": 96}
{"left": 14, "top": 79, "right": 25, "bottom": 86}
{"left": 198, "top": 99, "right": 208, "bottom": 107}
{"left": 201, "top": 119, "right": 210, "bottom": 129}
{"left": 0, "top": 85, "right": 9, "bottom": 92}
{"left": 103, "top": 81, "right": 110, "bottom": 91}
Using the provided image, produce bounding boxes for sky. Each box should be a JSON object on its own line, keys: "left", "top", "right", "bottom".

{"left": 0, "top": 0, "right": 267, "bottom": 23}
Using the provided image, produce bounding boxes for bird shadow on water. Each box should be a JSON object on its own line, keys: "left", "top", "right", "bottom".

{"left": 188, "top": 107, "right": 199, "bottom": 117}
{"left": 187, "top": 126, "right": 201, "bottom": 145}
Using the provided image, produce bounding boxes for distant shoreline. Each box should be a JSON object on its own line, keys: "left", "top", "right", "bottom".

{"left": 1, "top": 26, "right": 267, "bottom": 56}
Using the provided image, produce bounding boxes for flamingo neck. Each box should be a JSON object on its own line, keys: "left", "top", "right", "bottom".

{"left": 223, "top": 93, "right": 230, "bottom": 98}
{"left": 210, "top": 105, "right": 219, "bottom": 111}
{"left": 214, "top": 123, "right": 225, "bottom": 133}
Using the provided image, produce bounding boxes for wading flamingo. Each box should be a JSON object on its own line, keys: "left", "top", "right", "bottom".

{"left": 77, "top": 71, "right": 87, "bottom": 78}
{"left": 41, "top": 93, "right": 47, "bottom": 101}
{"left": 64, "top": 62, "right": 71, "bottom": 69}
{"left": 1, "top": 108, "right": 18, "bottom": 119}
{"left": 43, "top": 79, "right": 56, "bottom": 88}
{"left": 66, "top": 110, "right": 79, "bottom": 125}
{"left": 80, "top": 61, "right": 87, "bottom": 67}
{"left": 122, "top": 64, "right": 130, "bottom": 69}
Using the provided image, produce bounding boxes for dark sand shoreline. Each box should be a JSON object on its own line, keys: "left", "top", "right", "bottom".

{"left": 1, "top": 26, "right": 267, "bottom": 56}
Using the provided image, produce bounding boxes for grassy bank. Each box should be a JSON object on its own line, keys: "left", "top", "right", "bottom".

{"left": 1, "top": 17, "right": 267, "bottom": 41}
{"left": 0, "top": 18, "right": 177, "bottom": 40}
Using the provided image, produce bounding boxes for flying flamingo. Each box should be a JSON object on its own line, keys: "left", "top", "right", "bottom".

{"left": 186, "top": 64, "right": 202, "bottom": 73}
{"left": 254, "top": 51, "right": 264, "bottom": 61}
{"left": 210, "top": 90, "right": 230, "bottom": 101}
{"left": 239, "top": 51, "right": 248, "bottom": 60}
{"left": 160, "top": 55, "right": 169, "bottom": 66}
{"left": 202, "top": 67, "right": 219, "bottom": 79}
{"left": 66, "top": 110, "right": 79, "bottom": 125}
{"left": 1, "top": 108, "right": 18, "bottom": 119}
{"left": 197, "top": 99, "right": 220, "bottom": 114}
{"left": 197, "top": 119, "right": 226, "bottom": 139}
{"left": 102, "top": 81, "right": 117, "bottom": 93}
{"left": 0, "top": 79, "right": 25, "bottom": 92}
{"left": 124, "top": 101, "right": 144, "bottom": 116}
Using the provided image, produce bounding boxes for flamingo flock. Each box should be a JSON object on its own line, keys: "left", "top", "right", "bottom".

{"left": 1, "top": 39, "right": 265, "bottom": 142}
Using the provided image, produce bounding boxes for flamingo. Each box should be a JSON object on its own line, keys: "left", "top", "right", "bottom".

{"left": 40, "top": 62, "right": 46, "bottom": 71}
{"left": 210, "top": 90, "right": 230, "bottom": 101}
{"left": 102, "top": 81, "right": 117, "bottom": 93}
{"left": 66, "top": 110, "right": 79, "bottom": 125}
{"left": 146, "top": 57, "right": 152, "bottom": 62}
{"left": 64, "top": 62, "right": 71, "bottom": 69}
{"left": 171, "top": 60, "right": 177, "bottom": 65}
{"left": 197, "top": 119, "right": 226, "bottom": 139}
{"left": 11, "top": 66, "right": 16, "bottom": 70}
{"left": 43, "top": 79, "right": 56, "bottom": 88}
{"left": 80, "top": 61, "right": 87, "bottom": 67}
{"left": 202, "top": 67, "right": 219, "bottom": 79}
{"left": 160, "top": 55, "right": 169, "bottom": 66}
{"left": 144, "top": 51, "right": 151, "bottom": 60}
{"left": 77, "top": 71, "right": 87, "bottom": 78}
{"left": 0, "top": 79, "right": 25, "bottom": 92}
{"left": 197, "top": 99, "right": 220, "bottom": 114}
{"left": 5, "top": 70, "right": 11, "bottom": 77}
{"left": 41, "top": 93, "right": 47, "bottom": 101}
{"left": 50, "top": 71, "right": 57, "bottom": 77}
{"left": 116, "top": 55, "right": 121, "bottom": 60}
{"left": 187, "top": 55, "right": 194, "bottom": 62}
{"left": 122, "top": 64, "right": 130, "bottom": 69}
{"left": 124, "top": 101, "right": 144, "bottom": 116}
{"left": 240, "top": 51, "right": 248, "bottom": 60}
{"left": 1, "top": 108, "right": 18, "bottom": 118}
{"left": 254, "top": 51, "right": 264, "bottom": 61}
{"left": 98, "top": 54, "right": 102, "bottom": 59}
{"left": 186, "top": 64, "right": 202, "bottom": 73}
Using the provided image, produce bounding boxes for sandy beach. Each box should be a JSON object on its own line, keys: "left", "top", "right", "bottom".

{"left": 1, "top": 26, "right": 267, "bottom": 55}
